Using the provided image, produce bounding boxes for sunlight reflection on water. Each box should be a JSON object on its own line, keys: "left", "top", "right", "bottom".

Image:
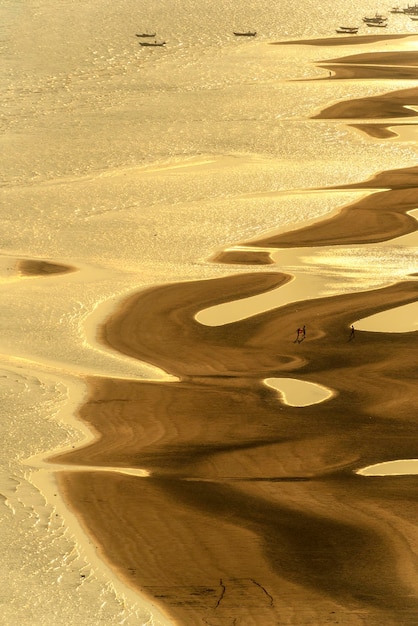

{"left": 356, "top": 300, "right": 418, "bottom": 333}
{"left": 264, "top": 377, "right": 333, "bottom": 406}
{"left": 358, "top": 460, "right": 418, "bottom": 475}
{"left": 196, "top": 240, "right": 418, "bottom": 327}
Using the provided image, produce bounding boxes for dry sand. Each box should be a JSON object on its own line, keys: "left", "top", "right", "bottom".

{"left": 52, "top": 38, "right": 418, "bottom": 626}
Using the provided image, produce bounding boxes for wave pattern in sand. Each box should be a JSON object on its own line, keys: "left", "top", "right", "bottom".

{"left": 50, "top": 38, "right": 418, "bottom": 626}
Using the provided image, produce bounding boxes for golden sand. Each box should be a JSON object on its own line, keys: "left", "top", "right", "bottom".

{"left": 51, "top": 39, "right": 418, "bottom": 626}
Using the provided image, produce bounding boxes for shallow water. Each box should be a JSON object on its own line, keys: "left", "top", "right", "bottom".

{"left": 358, "top": 459, "right": 418, "bottom": 475}
{"left": 1, "top": 0, "right": 418, "bottom": 623}
{"left": 264, "top": 377, "right": 333, "bottom": 406}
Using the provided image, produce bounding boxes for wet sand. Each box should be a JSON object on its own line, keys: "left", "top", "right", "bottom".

{"left": 52, "top": 38, "right": 418, "bottom": 626}
{"left": 210, "top": 248, "right": 275, "bottom": 265}
{"left": 243, "top": 165, "right": 418, "bottom": 248}
{"left": 18, "top": 259, "right": 76, "bottom": 276}
{"left": 273, "top": 34, "right": 411, "bottom": 47}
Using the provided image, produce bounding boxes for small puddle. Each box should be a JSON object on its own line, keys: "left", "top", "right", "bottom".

{"left": 264, "top": 377, "right": 333, "bottom": 407}
{"left": 196, "top": 239, "right": 418, "bottom": 327}
{"left": 195, "top": 260, "right": 332, "bottom": 326}
{"left": 356, "top": 301, "right": 418, "bottom": 333}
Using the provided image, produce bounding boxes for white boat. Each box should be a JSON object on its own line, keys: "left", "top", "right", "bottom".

{"left": 140, "top": 40, "right": 166, "bottom": 46}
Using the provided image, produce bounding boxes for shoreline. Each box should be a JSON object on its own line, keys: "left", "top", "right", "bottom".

{"left": 272, "top": 34, "right": 412, "bottom": 47}
{"left": 52, "top": 267, "right": 418, "bottom": 625}
{"left": 242, "top": 165, "right": 418, "bottom": 249}
{"left": 51, "top": 39, "right": 418, "bottom": 626}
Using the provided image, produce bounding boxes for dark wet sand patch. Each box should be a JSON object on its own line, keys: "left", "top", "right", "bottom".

{"left": 58, "top": 470, "right": 418, "bottom": 626}
{"left": 271, "top": 34, "right": 411, "bottom": 47}
{"left": 210, "top": 249, "right": 275, "bottom": 265}
{"left": 319, "top": 64, "right": 418, "bottom": 80}
{"left": 244, "top": 182, "right": 418, "bottom": 248}
{"left": 350, "top": 123, "right": 408, "bottom": 138}
{"left": 325, "top": 51, "right": 418, "bottom": 66}
{"left": 313, "top": 84, "right": 418, "bottom": 120}
{"left": 54, "top": 272, "right": 418, "bottom": 625}
{"left": 18, "top": 259, "right": 76, "bottom": 276}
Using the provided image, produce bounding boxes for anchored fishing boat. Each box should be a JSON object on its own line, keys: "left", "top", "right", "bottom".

{"left": 336, "top": 26, "right": 359, "bottom": 33}
{"left": 140, "top": 40, "right": 166, "bottom": 46}
{"left": 362, "top": 14, "right": 388, "bottom": 22}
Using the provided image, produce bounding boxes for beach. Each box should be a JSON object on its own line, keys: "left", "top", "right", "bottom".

{"left": 52, "top": 39, "right": 418, "bottom": 625}
{"left": 53, "top": 260, "right": 418, "bottom": 625}
{"left": 2, "top": 2, "right": 418, "bottom": 624}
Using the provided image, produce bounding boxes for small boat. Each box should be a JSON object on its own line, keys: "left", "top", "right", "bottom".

{"left": 390, "top": 6, "right": 404, "bottom": 12}
{"left": 365, "top": 21, "right": 388, "bottom": 27}
{"left": 362, "top": 14, "right": 387, "bottom": 22}
{"left": 336, "top": 26, "right": 359, "bottom": 33}
{"left": 136, "top": 33, "right": 156, "bottom": 38}
{"left": 140, "top": 41, "right": 166, "bottom": 46}
{"left": 233, "top": 31, "right": 256, "bottom": 36}
{"left": 403, "top": 4, "right": 418, "bottom": 14}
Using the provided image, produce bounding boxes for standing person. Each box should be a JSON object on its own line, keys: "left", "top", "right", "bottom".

{"left": 349, "top": 325, "right": 355, "bottom": 341}
{"left": 302, "top": 325, "right": 306, "bottom": 339}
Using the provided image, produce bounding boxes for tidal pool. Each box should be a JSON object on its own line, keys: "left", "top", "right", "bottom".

{"left": 357, "top": 460, "right": 418, "bottom": 476}
{"left": 264, "top": 377, "right": 333, "bottom": 407}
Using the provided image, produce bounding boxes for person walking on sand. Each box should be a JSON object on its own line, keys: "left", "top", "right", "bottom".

{"left": 349, "top": 325, "right": 355, "bottom": 341}
{"left": 294, "top": 326, "right": 306, "bottom": 343}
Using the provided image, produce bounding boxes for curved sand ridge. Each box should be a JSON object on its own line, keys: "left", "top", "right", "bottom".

{"left": 52, "top": 38, "right": 418, "bottom": 626}
{"left": 242, "top": 165, "right": 418, "bottom": 248}
{"left": 317, "top": 50, "right": 418, "bottom": 82}
{"left": 273, "top": 34, "right": 410, "bottom": 48}
{"left": 54, "top": 274, "right": 418, "bottom": 626}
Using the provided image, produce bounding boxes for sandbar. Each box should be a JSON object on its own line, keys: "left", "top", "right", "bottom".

{"left": 51, "top": 38, "right": 418, "bottom": 626}
{"left": 210, "top": 248, "right": 275, "bottom": 265}
{"left": 18, "top": 258, "right": 76, "bottom": 276}
{"left": 272, "top": 34, "right": 410, "bottom": 47}
{"left": 54, "top": 270, "right": 418, "bottom": 625}
{"left": 243, "top": 165, "right": 418, "bottom": 248}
